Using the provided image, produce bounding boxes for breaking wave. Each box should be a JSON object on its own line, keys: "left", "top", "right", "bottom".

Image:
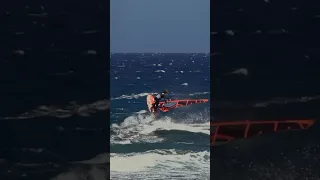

{"left": 110, "top": 113, "right": 209, "bottom": 145}
{"left": 52, "top": 153, "right": 110, "bottom": 180}
{"left": 111, "top": 92, "right": 210, "bottom": 100}
{"left": 111, "top": 149, "right": 209, "bottom": 180}
{"left": 1, "top": 100, "right": 109, "bottom": 120}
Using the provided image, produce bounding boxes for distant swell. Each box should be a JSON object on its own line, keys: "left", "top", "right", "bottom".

{"left": 1, "top": 100, "right": 109, "bottom": 120}
{"left": 111, "top": 93, "right": 156, "bottom": 100}
{"left": 111, "top": 92, "right": 210, "bottom": 100}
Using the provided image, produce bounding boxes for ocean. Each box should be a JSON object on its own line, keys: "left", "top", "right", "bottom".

{"left": 0, "top": 55, "right": 110, "bottom": 180}
{"left": 0, "top": 1, "right": 110, "bottom": 179}
{"left": 110, "top": 53, "right": 210, "bottom": 180}
{"left": 210, "top": 0, "right": 320, "bottom": 179}
{"left": 0, "top": 59, "right": 110, "bottom": 180}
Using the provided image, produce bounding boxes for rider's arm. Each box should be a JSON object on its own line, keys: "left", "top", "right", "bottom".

{"left": 162, "top": 94, "right": 169, "bottom": 102}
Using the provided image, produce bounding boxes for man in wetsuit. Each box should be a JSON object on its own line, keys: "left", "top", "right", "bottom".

{"left": 152, "top": 89, "right": 169, "bottom": 111}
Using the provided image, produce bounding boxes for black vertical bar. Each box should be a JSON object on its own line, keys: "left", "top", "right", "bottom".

{"left": 211, "top": 0, "right": 320, "bottom": 179}
{"left": 0, "top": 0, "right": 110, "bottom": 179}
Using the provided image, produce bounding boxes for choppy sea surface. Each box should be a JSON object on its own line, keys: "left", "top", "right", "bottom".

{"left": 0, "top": 59, "right": 110, "bottom": 180}
{"left": 210, "top": 0, "right": 320, "bottom": 178}
{"left": 110, "top": 53, "right": 210, "bottom": 180}
{"left": 1, "top": 0, "right": 110, "bottom": 179}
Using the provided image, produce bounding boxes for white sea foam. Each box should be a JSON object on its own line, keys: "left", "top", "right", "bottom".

{"left": 112, "top": 91, "right": 210, "bottom": 100}
{"left": 111, "top": 92, "right": 156, "bottom": 100}
{"left": 110, "top": 113, "right": 209, "bottom": 145}
{"left": 135, "top": 110, "right": 148, "bottom": 114}
{"left": 189, "top": 92, "right": 210, "bottom": 96}
{"left": 110, "top": 149, "right": 210, "bottom": 180}
{"left": 1, "top": 100, "right": 109, "bottom": 120}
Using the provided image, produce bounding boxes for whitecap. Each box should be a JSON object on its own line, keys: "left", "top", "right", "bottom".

{"left": 155, "top": 70, "right": 165, "bottom": 73}
{"left": 231, "top": 68, "right": 249, "bottom": 76}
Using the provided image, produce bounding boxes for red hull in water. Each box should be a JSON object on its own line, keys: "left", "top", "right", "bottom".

{"left": 210, "top": 119, "right": 315, "bottom": 146}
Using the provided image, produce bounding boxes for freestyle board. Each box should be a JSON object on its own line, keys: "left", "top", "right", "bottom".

{"left": 146, "top": 94, "right": 208, "bottom": 113}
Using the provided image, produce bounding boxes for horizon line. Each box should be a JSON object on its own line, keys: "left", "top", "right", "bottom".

{"left": 110, "top": 52, "right": 210, "bottom": 53}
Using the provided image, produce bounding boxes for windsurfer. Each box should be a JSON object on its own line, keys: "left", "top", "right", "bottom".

{"left": 152, "top": 89, "right": 169, "bottom": 111}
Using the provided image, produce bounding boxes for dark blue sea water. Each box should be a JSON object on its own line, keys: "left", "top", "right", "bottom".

{"left": 0, "top": 59, "right": 110, "bottom": 180}
{"left": 210, "top": 0, "right": 320, "bottom": 179}
{"left": 0, "top": 1, "right": 109, "bottom": 179}
{"left": 110, "top": 53, "right": 210, "bottom": 179}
